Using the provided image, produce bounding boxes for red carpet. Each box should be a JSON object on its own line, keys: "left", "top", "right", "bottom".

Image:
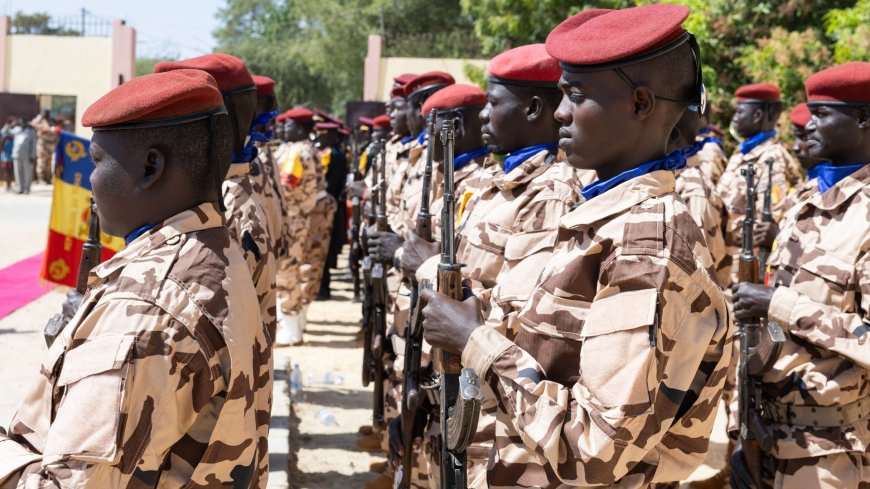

{"left": 0, "top": 253, "right": 55, "bottom": 320}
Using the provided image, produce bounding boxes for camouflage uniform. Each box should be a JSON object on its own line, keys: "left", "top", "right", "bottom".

{"left": 277, "top": 140, "right": 319, "bottom": 316}
{"left": 299, "top": 175, "right": 337, "bottom": 305}
{"left": 221, "top": 163, "right": 277, "bottom": 485}
{"left": 716, "top": 136, "right": 803, "bottom": 289}
{"left": 781, "top": 174, "right": 818, "bottom": 215}
{"left": 0, "top": 203, "right": 269, "bottom": 487}
{"left": 385, "top": 136, "right": 414, "bottom": 232}
{"left": 695, "top": 138, "right": 727, "bottom": 185}
{"left": 737, "top": 164, "right": 870, "bottom": 488}
{"left": 256, "top": 140, "right": 291, "bottom": 259}
{"left": 30, "top": 115, "right": 57, "bottom": 183}
{"left": 675, "top": 153, "right": 730, "bottom": 287}
{"left": 460, "top": 170, "right": 733, "bottom": 488}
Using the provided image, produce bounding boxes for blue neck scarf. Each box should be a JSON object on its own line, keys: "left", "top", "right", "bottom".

{"left": 699, "top": 135, "right": 724, "bottom": 149}
{"left": 807, "top": 164, "right": 822, "bottom": 181}
{"left": 231, "top": 110, "right": 278, "bottom": 163}
{"left": 454, "top": 147, "right": 489, "bottom": 171}
{"left": 503, "top": 143, "right": 558, "bottom": 174}
{"left": 125, "top": 223, "right": 156, "bottom": 245}
{"left": 682, "top": 136, "right": 725, "bottom": 159}
{"left": 739, "top": 130, "right": 776, "bottom": 155}
{"left": 581, "top": 149, "right": 687, "bottom": 201}
{"left": 814, "top": 162, "right": 866, "bottom": 193}
{"left": 416, "top": 129, "right": 427, "bottom": 145}
{"left": 400, "top": 134, "right": 415, "bottom": 144}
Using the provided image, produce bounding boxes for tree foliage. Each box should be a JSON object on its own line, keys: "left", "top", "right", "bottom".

{"left": 11, "top": 12, "right": 80, "bottom": 36}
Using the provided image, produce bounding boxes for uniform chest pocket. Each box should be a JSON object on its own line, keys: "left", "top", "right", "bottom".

{"left": 792, "top": 248, "right": 853, "bottom": 301}
{"left": 46, "top": 335, "right": 136, "bottom": 463}
{"left": 466, "top": 221, "right": 510, "bottom": 255}
{"left": 579, "top": 289, "right": 658, "bottom": 419}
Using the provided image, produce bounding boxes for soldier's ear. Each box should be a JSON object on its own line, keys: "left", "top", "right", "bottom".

{"left": 526, "top": 95, "right": 544, "bottom": 122}
{"left": 751, "top": 107, "right": 764, "bottom": 125}
{"left": 857, "top": 106, "right": 870, "bottom": 130}
{"left": 140, "top": 147, "right": 166, "bottom": 190}
{"left": 631, "top": 86, "right": 656, "bottom": 120}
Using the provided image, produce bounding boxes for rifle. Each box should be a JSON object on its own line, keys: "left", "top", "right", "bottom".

{"left": 436, "top": 118, "right": 483, "bottom": 489}
{"left": 43, "top": 197, "right": 102, "bottom": 346}
{"left": 361, "top": 138, "right": 382, "bottom": 388}
{"left": 737, "top": 162, "right": 785, "bottom": 486}
{"left": 351, "top": 195, "right": 362, "bottom": 301}
{"left": 370, "top": 138, "right": 390, "bottom": 433}
{"left": 757, "top": 157, "right": 775, "bottom": 277}
{"left": 396, "top": 110, "right": 437, "bottom": 488}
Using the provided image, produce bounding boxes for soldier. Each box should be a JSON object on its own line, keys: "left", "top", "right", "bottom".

{"left": 30, "top": 109, "right": 57, "bottom": 184}
{"left": 716, "top": 83, "right": 802, "bottom": 292}
{"left": 314, "top": 121, "right": 348, "bottom": 300}
{"left": 781, "top": 103, "right": 822, "bottom": 213}
{"left": 154, "top": 53, "right": 276, "bottom": 484}
{"left": 420, "top": 4, "right": 732, "bottom": 487}
{"left": 694, "top": 114, "right": 727, "bottom": 185}
{"left": 731, "top": 61, "right": 870, "bottom": 489}
{"left": 275, "top": 108, "right": 320, "bottom": 345}
{"left": 0, "top": 70, "right": 266, "bottom": 486}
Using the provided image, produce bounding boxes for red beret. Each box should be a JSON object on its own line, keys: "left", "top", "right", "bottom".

{"left": 358, "top": 116, "right": 375, "bottom": 127}
{"left": 283, "top": 108, "right": 314, "bottom": 122}
{"left": 546, "top": 5, "right": 689, "bottom": 68}
{"left": 373, "top": 114, "right": 391, "bottom": 129}
{"left": 421, "top": 84, "right": 487, "bottom": 116}
{"left": 806, "top": 62, "right": 870, "bottom": 106}
{"left": 488, "top": 44, "right": 561, "bottom": 87}
{"left": 390, "top": 85, "right": 407, "bottom": 99}
{"left": 275, "top": 112, "right": 287, "bottom": 123}
{"left": 789, "top": 103, "right": 811, "bottom": 128}
{"left": 154, "top": 53, "right": 254, "bottom": 93}
{"left": 252, "top": 75, "right": 275, "bottom": 96}
{"left": 393, "top": 73, "right": 416, "bottom": 85}
{"left": 338, "top": 127, "right": 352, "bottom": 136}
{"left": 83, "top": 69, "right": 225, "bottom": 129}
{"left": 404, "top": 71, "right": 455, "bottom": 98}
{"left": 315, "top": 122, "right": 340, "bottom": 131}
{"left": 735, "top": 83, "right": 781, "bottom": 102}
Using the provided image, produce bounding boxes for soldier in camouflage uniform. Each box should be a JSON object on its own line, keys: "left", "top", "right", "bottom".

{"left": 154, "top": 54, "right": 276, "bottom": 486}
{"left": 30, "top": 110, "right": 57, "bottom": 184}
{"left": 420, "top": 5, "right": 732, "bottom": 487}
{"left": 731, "top": 61, "right": 870, "bottom": 489}
{"left": 299, "top": 141, "right": 337, "bottom": 313}
{"left": 716, "top": 82, "right": 803, "bottom": 291}
{"left": 0, "top": 70, "right": 268, "bottom": 487}
{"left": 275, "top": 108, "right": 320, "bottom": 345}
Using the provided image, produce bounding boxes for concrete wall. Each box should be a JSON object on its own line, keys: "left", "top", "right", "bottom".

{"left": 0, "top": 17, "right": 135, "bottom": 137}
{"left": 363, "top": 34, "right": 489, "bottom": 102}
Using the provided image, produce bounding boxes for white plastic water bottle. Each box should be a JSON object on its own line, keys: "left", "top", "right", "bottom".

{"left": 289, "top": 363, "right": 303, "bottom": 403}
{"left": 315, "top": 408, "right": 338, "bottom": 426}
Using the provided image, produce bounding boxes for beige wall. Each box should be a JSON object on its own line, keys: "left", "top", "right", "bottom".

{"left": 5, "top": 35, "right": 113, "bottom": 137}
{"left": 375, "top": 57, "right": 489, "bottom": 101}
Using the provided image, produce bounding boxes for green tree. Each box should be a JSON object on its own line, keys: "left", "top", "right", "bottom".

{"left": 136, "top": 56, "right": 180, "bottom": 77}
{"left": 11, "top": 11, "right": 80, "bottom": 36}
{"left": 824, "top": 0, "right": 870, "bottom": 62}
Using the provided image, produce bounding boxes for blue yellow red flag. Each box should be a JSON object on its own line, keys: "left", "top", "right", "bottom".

{"left": 40, "top": 131, "right": 123, "bottom": 287}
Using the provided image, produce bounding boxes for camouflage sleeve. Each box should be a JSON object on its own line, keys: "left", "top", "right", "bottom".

{"left": 462, "top": 255, "right": 725, "bottom": 485}
{"left": 769, "top": 250, "right": 870, "bottom": 369}
{"left": 765, "top": 147, "right": 803, "bottom": 223}
{"left": 296, "top": 148, "right": 320, "bottom": 214}
{"left": 9, "top": 298, "right": 219, "bottom": 487}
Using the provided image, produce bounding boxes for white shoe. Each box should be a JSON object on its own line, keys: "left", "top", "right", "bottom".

{"left": 276, "top": 313, "right": 303, "bottom": 346}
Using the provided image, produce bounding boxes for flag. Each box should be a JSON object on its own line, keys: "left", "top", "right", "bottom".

{"left": 40, "top": 131, "right": 124, "bottom": 288}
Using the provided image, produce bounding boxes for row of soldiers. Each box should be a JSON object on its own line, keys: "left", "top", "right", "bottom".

{"left": 349, "top": 4, "right": 870, "bottom": 489}
{"left": 0, "top": 52, "right": 353, "bottom": 486}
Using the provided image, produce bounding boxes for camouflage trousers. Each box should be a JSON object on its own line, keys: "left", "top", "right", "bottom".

{"left": 277, "top": 211, "right": 310, "bottom": 315}
{"left": 300, "top": 193, "right": 337, "bottom": 304}
{"left": 763, "top": 451, "right": 870, "bottom": 489}
{"left": 35, "top": 142, "right": 53, "bottom": 183}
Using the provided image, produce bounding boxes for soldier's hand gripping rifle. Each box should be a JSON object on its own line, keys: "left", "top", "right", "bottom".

{"left": 436, "top": 118, "right": 483, "bottom": 489}
{"left": 737, "top": 162, "right": 786, "bottom": 487}
{"left": 757, "top": 156, "right": 775, "bottom": 276}
{"left": 395, "top": 110, "right": 437, "bottom": 488}
{"left": 44, "top": 197, "right": 102, "bottom": 346}
{"left": 361, "top": 138, "right": 382, "bottom": 388}
{"left": 369, "top": 138, "right": 390, "bottom": 433}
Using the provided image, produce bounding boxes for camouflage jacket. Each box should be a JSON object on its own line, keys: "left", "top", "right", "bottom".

{"left": 428, "top": 155, "right": 488, "bottom": 240}
{"left": 760, "top": 164, "right": 870, "bottom": 459}
{"left": 781, "top": 174, "right": 818, "bottom": 215}
{"left": 695, "top": 138, "right": 727, "bottom": 185}
{"left": 390, "top": 139, "right": 426, "bottom": 237}
{"left": 716, "top": 137, "right": 803, "bottom": 287}
{"left": 0, "top": 203, "right": 268, "bottom": 488}
{"left": 461, "top": 170, "right": 733, "bottom": 487}
{"left": 385, "top": 136, "right": 413, "bottom": 231}
{"left": 278, "top": 140, "right": 319, "bottom": 216}
{"left": 675, "top": 155, "right": 730, "bottom": 287}
{"left": 256, "top": 140, "right": 290, "bottom": 258}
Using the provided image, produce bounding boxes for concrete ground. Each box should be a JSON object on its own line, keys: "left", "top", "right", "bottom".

{"left": 0, "top": 184, "right": 727, "bottom": 488}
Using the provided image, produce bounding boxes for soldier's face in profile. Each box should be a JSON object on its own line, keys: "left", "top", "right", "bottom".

{"left": 479, "top": 83, "right": 525, "bottom": 155}
{"left": 88, "top": 132, "right": 145, "bottom": 237}
{"left": 389, "top": 98, "right": 409, "bottom": 135}
{"left": 730, "top": 103, "right": 762, "bottom": 139}
{"left": 805, "top": 105, "right": 870, "bottom": 164}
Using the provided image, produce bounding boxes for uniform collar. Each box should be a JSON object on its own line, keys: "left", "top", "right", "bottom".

{"left": 455, "top": 147, "right": 489, "bottom": 171}
{"left": 809, "top": 163, "right": 870, "bottom": 211}
{"left": 95, "top": 202, "right": 225, "bottom": 280}
{"left": 739, "top": 130, "right": 777, "bottom": 155}
{"left": 561, "top": 170, "right": 675, "bottom": 229}
{"left": 226, "top": 161, "right": 251, "bottom": 179}
{"left": 580, "top": 149, "right": 686, "bottom": 201}
{"left": 490, "top": 147, "right": 553, "bottom": 191}
{"left": 503, "top": 143, "right": 558, "bottom": 174}
{"left": 814, "top": 162, "right": 866, "bottom": 194}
